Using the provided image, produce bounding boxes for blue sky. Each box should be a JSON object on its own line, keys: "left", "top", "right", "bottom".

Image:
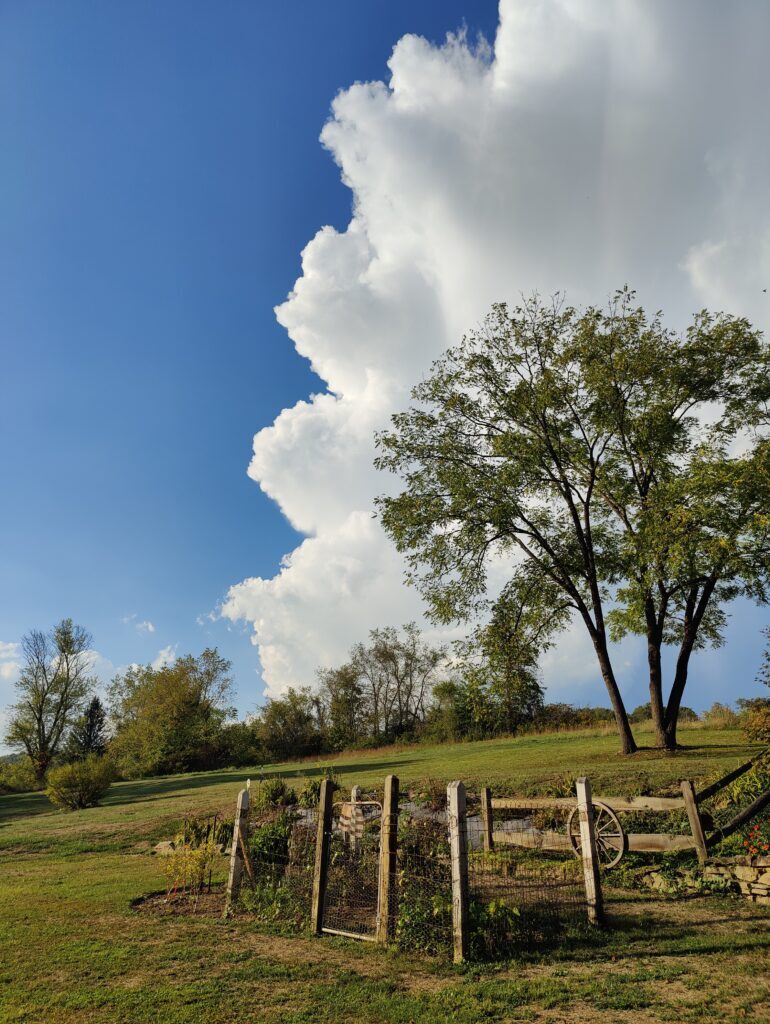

{"left": 2, "top": 1, "right": 768, "bottom": 738}
{"left": 0, "top": 1, "right": 499, "bottom": 725}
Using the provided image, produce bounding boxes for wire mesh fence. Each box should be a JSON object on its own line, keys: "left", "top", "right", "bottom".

{"left": 322, "top": 800, "right": 383, "bottom": 939}
{"left": 464, "top": 802, "right": 587, "bottom": 959}
{"left": 239, "top": 804, "right": 318, "bottom": 930}
{"left": 394, "top": 812, "right": 454, "bottom": 956}
{"left": 231, "top": 779, "right": 591, "bottom": 960}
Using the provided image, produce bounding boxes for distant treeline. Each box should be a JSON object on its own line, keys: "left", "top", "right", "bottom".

{"left": 2, "top": 620, "right": 768, "bottom": 793}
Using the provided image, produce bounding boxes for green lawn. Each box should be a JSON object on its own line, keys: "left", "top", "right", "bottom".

{"left": 1, "top": 724, "right": 768, "bottom": 1023}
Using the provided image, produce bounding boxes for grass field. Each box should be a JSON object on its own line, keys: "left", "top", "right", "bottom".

{"left": 1, "top": 724, "right": 768, "bottom": 1023}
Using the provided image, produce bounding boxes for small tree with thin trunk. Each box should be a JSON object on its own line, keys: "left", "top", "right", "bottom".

{"left": 375, "top": 290, "right": 770, "bottom": 753}
{"left": 5, "top": 620, "right": 96, "bottom": 783}
{"left": 457, "top": 577, "right": 560, "bottom": 734}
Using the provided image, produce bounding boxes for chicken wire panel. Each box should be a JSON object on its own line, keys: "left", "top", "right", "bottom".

{"left": 322, "top": 801, "right": 383, "bottom": 939}
{"left": 394, "top": 813, "right": 453, "bottom": 956}
{"left": 466, "top": 814, "right": 586, "bottom": 957}
{"left": 242, "top": 806, "right": 318, "bottom": 930}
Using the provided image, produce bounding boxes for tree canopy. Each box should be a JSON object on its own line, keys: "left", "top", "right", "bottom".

{"left": 108, "top": 649, "right": 235, "bottom": 777}
{"left": 376, "top": 289, "right": 770, "bottom": 752}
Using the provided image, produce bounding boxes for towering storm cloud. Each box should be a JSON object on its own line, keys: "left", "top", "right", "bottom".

{"left": 223, "top": 0, "right": 770, "bottom": 697}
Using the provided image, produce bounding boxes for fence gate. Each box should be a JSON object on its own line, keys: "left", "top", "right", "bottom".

{"left": 321, "top": 790, "right": 383, "bottom": 941}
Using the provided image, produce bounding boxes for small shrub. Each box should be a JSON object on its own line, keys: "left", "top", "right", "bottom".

{"left": 298, "top": 768, "right": 340, "bottom": 808}
{"left": 253, "top": 777, "right": 297, "bottom": 811}
{"left": 164, "top": 838, "right": 219, "bottom": 899}
{"left": 0, "top": 756, "right": 39, "bottom": 794}
{"left": 739, "top": 699, "right": 770, "bottom": 743}
{"left": 175, "top": 815, "right": 233, "bottom": 851}
{"left": 703, "top": 702, "right": 738, "bottom": 728}
{"left": 469, "top": 897, "right": 522, "bottom": 959}
{"left": 46, "top": 756, "right": 113, "bottom": 810}
{"left": 395, "top": 878, "right": 452, "bottom": 954}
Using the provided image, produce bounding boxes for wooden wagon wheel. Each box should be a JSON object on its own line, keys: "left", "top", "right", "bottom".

{"left": 567, "top": 801, "right": 625, "bottom": 869}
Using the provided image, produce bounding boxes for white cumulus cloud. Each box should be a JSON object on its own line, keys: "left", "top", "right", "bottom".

{"left": 121, "top": 614, "right": 156, "bottom": 634}
{"left": 0, "top": 642, "right": 21, "bottom": 684}
{"left": 152, "top": 645, "right": 177, "bottom": 671}
{"left": 223, "top": 0, "right": 770, "bottom": 702}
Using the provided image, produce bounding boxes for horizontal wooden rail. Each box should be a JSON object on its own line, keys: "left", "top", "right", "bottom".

{"left": 491, "top": 795, "right": 685, "bottom": 813}
{"left": 492, "top": 830, "right": 571, "bottom": 850}
{"left": 491, "top": 797, "right": 574, "bottom": 810}
{"left": 492, "top": 829, "right": 696, "bottom": 854}
{"left": 627, "top": 833, "right": 696, "bottom": 853}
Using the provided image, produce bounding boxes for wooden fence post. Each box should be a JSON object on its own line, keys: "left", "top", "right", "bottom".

{"left": 223, "top": 786, "right": 250, "bottom": 917}
{"left": 447, "top": 780, "right": 470, "bottom": 963}
{"left": 480, "top": 786, "right": 494, "bottom": 853}
{"left": 681, "top": 779, "right": 708, "bottom": 865}
{"left": 376, "top": 774, "right": 399, "bottom": 944}
{"left": 576, "top": 777, "right": 604, "bottom": 926}
{"left": 311, "top": 777, "right": 335, "bottom": 935}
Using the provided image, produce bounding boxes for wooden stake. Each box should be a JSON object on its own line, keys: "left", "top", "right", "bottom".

{"left": 681, "top": 779, "right": 708, "bottom": 865}
{"left": 311, "top": 777, "right": 334, "bottom": 935}
{"left": 223, "top": 786, "right": 250, "bottom": 918}
{"left": 575, "top": 777, "right": 604, "bottom": 926}
{"left": 375, "top": 774, "right": 399, "bottom": 944}
{"left": 447, "top": 780, "right": 470, "bottom": 963}
{"left": 480, "top": 786, "right": 494, "bottom": 853}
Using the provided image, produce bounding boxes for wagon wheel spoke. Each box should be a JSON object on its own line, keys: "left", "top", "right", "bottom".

{"left": 567, "top": 801, "right": 625, "bottom": 869}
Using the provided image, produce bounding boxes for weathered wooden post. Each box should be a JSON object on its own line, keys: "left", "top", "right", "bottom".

{"left": 681, "top": 779, "right": 708, "bottom": 865}
{"left": 447, "top": 780, "right": 470, "bottom": 963}
{"left": 223, "top": 785, "right": 250, "bottom": 917}
{"left": 480, "top": 786, "right": 494, "bottom": 853}
{"left": 311, "top": 777, "right": 335, "bottom": 935}
{"left": 375, "top": 774, "right": 399, "bottom": 944}
{"left": 576, "top": 777, "right": 604, "bottom": 926}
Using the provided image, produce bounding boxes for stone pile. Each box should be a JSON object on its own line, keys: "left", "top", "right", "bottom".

{"left": 704, "top": 856, "right": 770, "bottom": 905}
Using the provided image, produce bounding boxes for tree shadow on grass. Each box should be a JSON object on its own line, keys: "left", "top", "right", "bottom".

{"left": 105, "top": 758, "right": 420, "bottom": 806}
{"left": 0, "top": 790, "right": 50, "bottom": 821}
{"left": 542, "top": 895, "right": 770, "bottom": 967}
{"left": 0, "top": 757, "right": 419, "bottom": 821}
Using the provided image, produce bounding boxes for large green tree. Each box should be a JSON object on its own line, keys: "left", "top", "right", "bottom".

{"left": 108, "top": 649, "right": 234, "bottom": 777}
{"left": 254, "top": 687, "right": 324, "bottom": 762}
{"left": 5, "top": 619, "right": 96, "bottom": 783}
{"left": 376, "top": 290, "right": 770, "bottom": 753}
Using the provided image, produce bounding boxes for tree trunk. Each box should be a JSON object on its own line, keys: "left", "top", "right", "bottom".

{"left": 592, "top": 635, "right": 637, "bottom": 754}
{"left": 32, "top": 752, "right": 50, "bottom": 787}
{"left": 662, "top": 644, "right": 695, "bottom": 751}
{"left": 660, "top": 578, "right": 715, "bottom": 752}
{"left": 644, "top": 600, "right": 667, "bottom": 748}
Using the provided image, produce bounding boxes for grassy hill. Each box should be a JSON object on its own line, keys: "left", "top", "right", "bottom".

{"left": 1, "top": 724, "right": 768, "bottom": 1023}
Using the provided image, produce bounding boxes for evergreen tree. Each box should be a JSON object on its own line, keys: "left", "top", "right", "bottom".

{"left": 65, "top": 696, "right": 108, "bottom": 760}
